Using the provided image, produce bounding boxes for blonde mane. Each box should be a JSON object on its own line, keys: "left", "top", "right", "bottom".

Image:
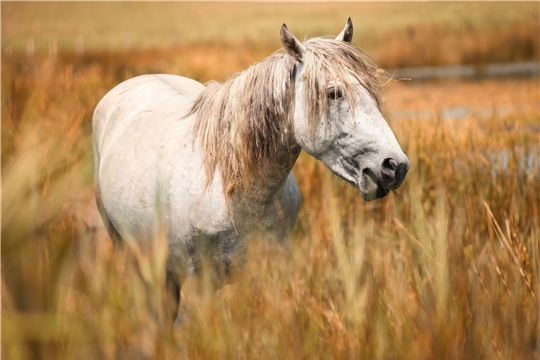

{"left": 188, "top": 37, "right": 383, "bottom": 198}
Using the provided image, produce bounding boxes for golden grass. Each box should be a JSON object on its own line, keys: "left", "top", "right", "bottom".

{"left": 2, "top": 37, "right": 539, "bottom": 359}
{"left": 3, "top": 2, "right": 539, "bottom": 69}
{"left": 3, "top": 2, "right": 538, "bottom": 49}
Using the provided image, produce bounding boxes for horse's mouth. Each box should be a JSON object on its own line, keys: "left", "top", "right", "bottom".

{"left": 332, "top": 157, "right": 390, "bottom": 201}
{"left": 359, "top": 168, "right": 389, "bottom": 201}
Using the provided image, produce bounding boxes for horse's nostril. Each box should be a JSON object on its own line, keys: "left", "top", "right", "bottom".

{"left": 380, "top": 157, "right": 409, "bottom": 190}
{"left": 382, "top": 158, "right": 398, "bottom": 173}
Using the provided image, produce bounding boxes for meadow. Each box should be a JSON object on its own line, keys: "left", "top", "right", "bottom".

{"left": 2, "top": 2, "right": 539, "bottom": 359}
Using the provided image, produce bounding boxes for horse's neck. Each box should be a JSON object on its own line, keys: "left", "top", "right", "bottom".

{"left": 265, "top": 144, "right": 302, "bottom": 192}
{"left": 233, "top": 135, "right": 301, "bottom": 216}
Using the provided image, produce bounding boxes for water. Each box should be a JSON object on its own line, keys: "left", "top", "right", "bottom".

{"left": 389, "top": 105, "right": 540, "bottom": 123}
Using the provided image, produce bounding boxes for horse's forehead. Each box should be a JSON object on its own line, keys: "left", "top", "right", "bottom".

{"left": 327, "top": 74, "right": 363, "bottom": 85}
{"left": 300, "top": 70, "right": 366, "bottom": 93}
{"left": 301, "top": 67, "right": 354, "bottom": 82}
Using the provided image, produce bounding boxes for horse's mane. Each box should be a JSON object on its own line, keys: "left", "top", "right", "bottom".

{"left": 188, "top": 37, "right": 383, "bottom": 198}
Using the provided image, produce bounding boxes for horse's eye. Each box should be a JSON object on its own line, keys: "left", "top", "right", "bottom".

{"left": 328, "top": 87, "right": 344, "bottom": 100}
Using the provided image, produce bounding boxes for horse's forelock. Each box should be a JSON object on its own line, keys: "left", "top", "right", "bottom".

{"left": 301, "top": 38, "right": 384, "bottom": 132}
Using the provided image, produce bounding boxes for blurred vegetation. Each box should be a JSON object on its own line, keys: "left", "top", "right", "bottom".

{"left": 2, "top": 2, "right": 540, "bottom": 359}
{"left": 2, "top": 2, "right": 539, "bottom": 68}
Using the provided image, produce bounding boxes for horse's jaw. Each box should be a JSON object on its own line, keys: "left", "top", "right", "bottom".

{"left": 317, "top": 129, "right": 410, "bottom": 202}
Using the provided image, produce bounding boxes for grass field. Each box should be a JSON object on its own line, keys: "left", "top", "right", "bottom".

{"left": 3, "top": 2, "right": 539, "bottom": 68}
{"left": 2, "top": 2, "right": 540, "bottom": 359}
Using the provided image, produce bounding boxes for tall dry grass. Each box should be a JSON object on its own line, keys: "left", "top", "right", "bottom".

{"left": 2, "top": 43, "right": 539, "bottom": 358}
{"left": 3, "top": 1, "right": 539, "bottom": 58}
{"left": 372, "top": 17, "right": 539, "bottom": 68}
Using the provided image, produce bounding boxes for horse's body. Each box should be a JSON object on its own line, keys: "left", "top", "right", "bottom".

{"left": 94, "top": 73, "right": 299, "bottom": 284}
{"left": 93, "top": 19, "right": 409, "bottom": 322}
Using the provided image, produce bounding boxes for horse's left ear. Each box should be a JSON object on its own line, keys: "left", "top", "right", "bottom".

{"left": 336, "top": 17, "right": 354, "bottom": 43}
{"left": 280, "top": 24, "right": 306, "bottom": 62}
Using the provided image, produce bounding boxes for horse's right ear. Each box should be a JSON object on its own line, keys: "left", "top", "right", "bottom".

{"left": 280, "top": 24, "right": 306, "bottom": 63}
{"left": 336, "top": 17, "right": 354, "bottom": 43}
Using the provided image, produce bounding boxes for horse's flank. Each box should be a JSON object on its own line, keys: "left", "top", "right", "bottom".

{"left": 188, "top": 37, "right": 384, "bottom": 198}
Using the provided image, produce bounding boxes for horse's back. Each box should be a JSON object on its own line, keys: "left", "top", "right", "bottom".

{"left": 93, "top": 74, "right": 206, "bottom": 242}
{"left": 93, "top": 74, "right": 204, "bottom": 152}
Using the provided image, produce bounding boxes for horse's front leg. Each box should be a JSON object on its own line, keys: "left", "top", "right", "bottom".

{"left": 260, "top": 172, "right": 301, "bottom": 246}
{"left": 165, "top": 270, "right": 185, "bottom": 332}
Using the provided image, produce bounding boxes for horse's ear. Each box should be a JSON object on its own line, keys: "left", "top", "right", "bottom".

{"left": 280, "top": 24, "right": 306, "bottom": 62}
{"left": 336, "top": 17, "right": 354, "bottom": 43}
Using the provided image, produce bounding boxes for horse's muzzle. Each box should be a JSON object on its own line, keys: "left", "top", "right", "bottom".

{"left": 379, "top": 157, "right": 410, "bottom": 190}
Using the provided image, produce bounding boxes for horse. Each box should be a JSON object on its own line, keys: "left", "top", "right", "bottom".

{"left": 92, "top": 18, "right": 409, "bottom": 325}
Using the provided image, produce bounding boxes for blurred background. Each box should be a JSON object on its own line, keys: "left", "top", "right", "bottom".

{"left": 2, "top": 2, "right": 539, "bottom": 359}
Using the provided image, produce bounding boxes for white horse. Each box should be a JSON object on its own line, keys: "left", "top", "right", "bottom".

{"left": 93, "top": 18, "right": 409, "bottom": 323}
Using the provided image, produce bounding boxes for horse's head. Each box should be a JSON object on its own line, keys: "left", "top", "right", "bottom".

{"left": 281, "top": 18, "right": 409, "bottom": 201}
